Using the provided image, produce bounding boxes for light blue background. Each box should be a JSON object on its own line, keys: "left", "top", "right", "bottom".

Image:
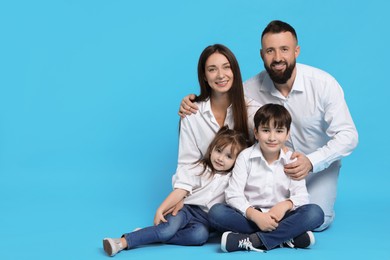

{"left": 0, "top": 1, "right": 389, "bottom": 259}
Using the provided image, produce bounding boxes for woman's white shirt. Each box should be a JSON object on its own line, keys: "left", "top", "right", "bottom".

{"left": 176, "top": 97, "right": 259, "bottom": 169}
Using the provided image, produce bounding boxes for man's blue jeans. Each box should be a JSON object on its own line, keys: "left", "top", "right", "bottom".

{"left": 123, "top": 205, "right": 210, "bottom": 249}
{"left": 208, "top": 203, "right": 324, "bottom": 250}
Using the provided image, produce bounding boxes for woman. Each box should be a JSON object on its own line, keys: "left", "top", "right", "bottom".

{"left": 176, "top": 44, "right": 259, "bottom": 172}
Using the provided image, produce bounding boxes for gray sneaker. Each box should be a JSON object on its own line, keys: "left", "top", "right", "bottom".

{"left": 103, "top": 238, "right": 124, "bottom": 257}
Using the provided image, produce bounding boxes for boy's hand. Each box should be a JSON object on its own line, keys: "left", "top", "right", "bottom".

{"left": 247, "top": 207, "right": 278, "bottom": 232}
{"left": 178, "top": 94, "right": 198, "bottom": 118}
{"left": 268, "top": 200, "right": 293, "bottom": 222}
{"left": 255, "top": 212, "right": 279, "bottom": 232}
{"left": 284, "top": 151, "right": 313, "bottom": 180}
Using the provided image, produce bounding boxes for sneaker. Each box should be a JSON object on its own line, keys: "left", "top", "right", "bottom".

{"left": 281, "top": 231, "right": 315, "bottom": 249}
{"left": 221, "top": 231, "right": 264, "bottom": 253}
{"left": 103, "top": 238, "right": 124, "bottom": 256}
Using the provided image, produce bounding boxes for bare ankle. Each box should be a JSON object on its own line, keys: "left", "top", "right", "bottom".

{"left": 120, "top": 237, "right": 127, "bottom": 249}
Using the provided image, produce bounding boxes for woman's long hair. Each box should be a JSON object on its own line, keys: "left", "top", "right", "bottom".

{"left": 195, "top": 44, "right": 250, "bottom": 143}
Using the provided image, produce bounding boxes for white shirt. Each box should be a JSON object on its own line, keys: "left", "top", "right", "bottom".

{"left": 175, "top": 97, "right": 260, "bottom": 171}
{"left": 173, "top": 164, "right": 231, "bottom": 213}
{"left": 225, "top": 144, "right": 309, "bottom": 216}
{"left": 244, "top": 63, "right": 358, "bottom": 173}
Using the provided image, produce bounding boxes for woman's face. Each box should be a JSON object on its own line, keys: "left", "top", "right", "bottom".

{"left": 204, "top": 52, "right": 234, "bottom": 95}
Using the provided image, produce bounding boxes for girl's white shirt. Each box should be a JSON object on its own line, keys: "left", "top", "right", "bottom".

{"left": 173, "top": 164, "right": 230, "bottom": 213}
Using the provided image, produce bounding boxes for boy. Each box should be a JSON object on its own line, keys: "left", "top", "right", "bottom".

{"left": 208, "top": 104, "right": 324, "bottom": 252}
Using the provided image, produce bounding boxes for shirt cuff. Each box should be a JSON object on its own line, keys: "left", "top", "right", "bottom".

{"left": 173, "top": 183, "right": 193, "bottom": 194}
{"left": 306, "top": 152, "right": 323, "bottom": 173}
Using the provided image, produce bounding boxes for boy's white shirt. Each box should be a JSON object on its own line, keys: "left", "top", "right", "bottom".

{"left": 173, "top": 164, "right": 231, "bottom": 213}
{"left": 225, "top": 143, "right": 310, "bottom": 217}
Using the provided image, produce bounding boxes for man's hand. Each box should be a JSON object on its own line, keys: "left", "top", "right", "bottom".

{"left": 284, "top": 151, "right": 313, "bottom": 180}
{"left": 178, "top": 94, "right": 199, "bottom": 118}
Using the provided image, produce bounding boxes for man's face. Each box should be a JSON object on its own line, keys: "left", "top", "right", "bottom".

{"left": 260, "top": 31, "right": 300, "bottom": 84}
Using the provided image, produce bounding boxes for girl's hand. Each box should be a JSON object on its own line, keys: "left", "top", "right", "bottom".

{"left": 153, "top": 209, "right": 167, "bottom": 226}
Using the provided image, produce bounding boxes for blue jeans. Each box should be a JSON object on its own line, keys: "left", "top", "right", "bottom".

{"left": 208, "top": 203, "right": 324, "bottom": 250}
{"left": 123, "top": 205, "right": 210, "bottom": 249}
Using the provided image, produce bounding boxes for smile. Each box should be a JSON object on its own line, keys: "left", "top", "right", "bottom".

{"left": 215, "top": 80, "right": 229, "bottom": 86}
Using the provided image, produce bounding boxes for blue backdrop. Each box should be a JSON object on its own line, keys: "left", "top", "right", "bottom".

{"left": 1, "top": 1, "right": 388, "bottom": 259}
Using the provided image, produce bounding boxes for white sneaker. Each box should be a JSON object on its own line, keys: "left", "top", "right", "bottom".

{"left": 103, "top": 238, "right": 124, "bottom": 257}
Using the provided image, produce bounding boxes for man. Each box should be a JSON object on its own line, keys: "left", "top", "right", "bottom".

{"left": 179, "top": 20, "right": 358, "bottom": 231}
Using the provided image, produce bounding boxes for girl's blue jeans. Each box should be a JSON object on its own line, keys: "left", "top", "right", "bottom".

{"left": 123, "top": 204, "right": 210, "bottom": 249}
{"left": 208, "top": 203, "right": 324, "bottom": 250}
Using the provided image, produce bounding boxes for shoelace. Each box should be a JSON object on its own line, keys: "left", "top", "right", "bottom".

{"left": 280, "top": 240, "right": 295, "bottom": 248}
{"left": 238, "top": 238, "right": 264, "bottom": 252}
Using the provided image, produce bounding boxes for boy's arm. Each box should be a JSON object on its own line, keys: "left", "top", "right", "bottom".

{"left": 154, "top": 189, "right": 188, "bottom": 225}
{"left": 288, "top": 179, "right": 310, "bottom": 210}
{"left": 268, "top": 200, "right": 293, "bottom": 222}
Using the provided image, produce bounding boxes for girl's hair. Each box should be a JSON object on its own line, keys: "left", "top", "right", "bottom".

{"left": 197, "top": 126, "right": 247, "bottom": 176}
{"left": 195, "top": 44, "right": 250, "bottom": 143}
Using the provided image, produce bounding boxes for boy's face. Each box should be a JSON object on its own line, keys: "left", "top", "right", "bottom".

{"left": 254, "top": 120, "right": 289, "bottom": 159}
{"left": 210, "top": 144, "right": 237, "bottom": 172}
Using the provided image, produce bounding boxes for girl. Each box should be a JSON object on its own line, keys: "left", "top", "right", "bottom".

{"left": 103, "top": 126, "right": 247, "bottom": 256}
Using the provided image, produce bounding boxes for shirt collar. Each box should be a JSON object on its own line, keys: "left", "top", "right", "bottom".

{"left": 200, "top": 98, "right": 233, "bottom": 115}
{"left": 249, "top": 143, "right": 291, "bottom": 164}
{"left": 259, "top": 63, "right": 304, "bottom": 95}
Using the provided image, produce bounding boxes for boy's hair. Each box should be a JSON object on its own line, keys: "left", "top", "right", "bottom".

{"left": 254, "top": 104, "right": 292, "bottom": 131}
{"left": 198, "top": 126, "right": 247, "bottom": 176}
{"left": 261, "top": 20, "right": 298, "bottom": 43}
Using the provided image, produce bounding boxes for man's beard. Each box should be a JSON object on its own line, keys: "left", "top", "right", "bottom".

{"left": 264, "top": 60, "right": 296, "bottom": 84}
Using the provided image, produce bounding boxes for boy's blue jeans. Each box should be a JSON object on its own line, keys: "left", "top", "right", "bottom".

{"left": 123, "top": 205, "right": 210, "bottom": 249}
{"left": 208, "top": 203, "right": 324, "bottom": 250}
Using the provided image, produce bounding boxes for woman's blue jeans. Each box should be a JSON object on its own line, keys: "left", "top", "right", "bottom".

{"left": 123, "top": 205, "right": 210, "bottom": 249}
{"left": 208, "top": 203, "right": 324, "bottom": 250}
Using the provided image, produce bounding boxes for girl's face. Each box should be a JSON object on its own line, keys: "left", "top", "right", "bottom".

{"left": 210, "top": 144, "right": 237, "bottom": 172}
{"left": 204, "top": 53, "right": 234, "bottom": 95}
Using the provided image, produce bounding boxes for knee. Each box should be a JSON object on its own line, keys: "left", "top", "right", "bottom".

{"left": 304, "top": 204, "right": 325, "bottom": 228}
{"left": 208, "top": 203, "right": 227, "bottom": 222}
{"left": 314, "top": 214, "right": 334, "bottom": 232}
{"left": 191, "top": 226, "right": 209, "bottom": 245}
{"left": 309, "top": 204, "right": 325, "bottom": 219}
